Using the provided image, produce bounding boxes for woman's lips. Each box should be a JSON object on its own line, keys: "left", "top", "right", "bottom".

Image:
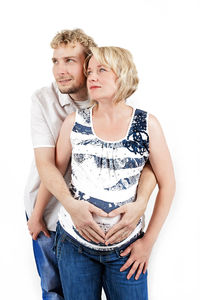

{"left": 89, "top": 86, "right": 101, "bottom": 89}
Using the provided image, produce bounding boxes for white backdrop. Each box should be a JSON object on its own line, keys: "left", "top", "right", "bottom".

{"left": 0, "top": 0, "right": 199, "bottom": 299}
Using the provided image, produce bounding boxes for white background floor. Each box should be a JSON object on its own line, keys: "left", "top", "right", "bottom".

{"left": 0, "top": 0, "right": 199, "bottom": 299}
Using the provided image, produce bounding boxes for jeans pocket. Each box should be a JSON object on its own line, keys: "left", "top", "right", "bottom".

{"left": 52, "top": 229, "right": 59, "bottom": 255}
{"left": 55, "top": 226, "right": 68, "bottom": 262}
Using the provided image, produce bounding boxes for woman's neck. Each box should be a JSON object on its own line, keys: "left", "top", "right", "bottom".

{"left": 93, "top": 100, "right": 127, "bottom": 119}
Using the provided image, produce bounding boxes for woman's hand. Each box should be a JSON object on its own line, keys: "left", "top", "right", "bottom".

{"left": 68, "top": 200, "right": 107, "bottom": 244}
{"left": 120, "top": 234, "right": 153, "bottom": 280}
{"left": 27, "top": 212, "right": 50, "bottom": 240}
{"left": 105, "top": 201, "right": 145, "bottom": 245}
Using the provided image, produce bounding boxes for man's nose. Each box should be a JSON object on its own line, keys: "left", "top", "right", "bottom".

{"left": 57, "top": 63, "right": 68, "bottom": 75}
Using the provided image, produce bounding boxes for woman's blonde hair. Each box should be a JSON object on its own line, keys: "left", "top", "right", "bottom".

{"left": 85, "top": 46, "right": 139, "bottom": 104}
{"left": 50, "top": 28, "right": 97, "bottom": 56}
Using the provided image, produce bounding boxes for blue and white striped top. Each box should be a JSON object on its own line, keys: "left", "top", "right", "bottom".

{"left": 59, "top": 106, "right": 149, "bottom": 250}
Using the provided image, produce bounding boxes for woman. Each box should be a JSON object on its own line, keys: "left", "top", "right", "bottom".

{"left": 54, "top": 47, "right": 175, "bottom": 300}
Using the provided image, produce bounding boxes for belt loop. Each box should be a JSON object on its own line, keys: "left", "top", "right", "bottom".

{"left": 114, "top": 248, "right": 120, "bottom": 257}
{"left": 52, "top": 229, "right": 59, "bottom": 254}
{"left": 78, "top": 246, "right": 83, "bottom": 254}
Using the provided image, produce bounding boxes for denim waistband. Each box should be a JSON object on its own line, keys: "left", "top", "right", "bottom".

{"left": 57, "top": 221, "right": 144, "bottom": 256}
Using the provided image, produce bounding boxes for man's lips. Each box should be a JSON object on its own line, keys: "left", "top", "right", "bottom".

{"left": 57, "top": 79, "right": 72, "bottom": 84}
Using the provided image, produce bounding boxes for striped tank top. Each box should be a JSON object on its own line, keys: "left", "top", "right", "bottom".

{"left": 59, "top": 106, "right": 149, "bottom": 250}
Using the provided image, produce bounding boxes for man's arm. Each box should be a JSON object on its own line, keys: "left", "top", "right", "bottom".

{"left": 35, "top": 113, "right": 108, "bottom": 243}
{"left": 27, "top": 182, "right": 52, "bottom": 240}
{"left": 27, "top": 93, "right": 57, "bottom": 239}
{"left": 105, "top": 162, "right": 157, "bottom": 244}
{"left": 135, "top": 161, "right": 157, "bottom": 206}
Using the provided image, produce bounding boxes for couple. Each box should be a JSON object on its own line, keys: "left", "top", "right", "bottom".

{"left": 25, "top": 29, "right": 175, "bottom": 300}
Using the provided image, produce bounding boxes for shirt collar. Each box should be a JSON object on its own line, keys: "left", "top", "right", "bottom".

{"left": 53, "top": 82, "right": 72, "bottom": 107}
{"left": 53, "top": 81, "right": 90, "bottom": 109}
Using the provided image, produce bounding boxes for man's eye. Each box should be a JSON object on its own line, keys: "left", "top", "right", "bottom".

{"left": 52, "top": 60, "right": 57, "bottom": 64}
{"left": 66, "top": 59, "right": 74, "bottom": 63}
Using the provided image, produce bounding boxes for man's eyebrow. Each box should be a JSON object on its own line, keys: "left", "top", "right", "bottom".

{"left": 52, "top": 56, "right": 77, "bottom": 60}
{"left": 63, "top": 56, "right": 77, "bottom": 59}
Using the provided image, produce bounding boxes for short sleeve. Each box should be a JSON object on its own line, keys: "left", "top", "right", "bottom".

{"left": 31, "top": 93, "right": 55, "bottom": 148}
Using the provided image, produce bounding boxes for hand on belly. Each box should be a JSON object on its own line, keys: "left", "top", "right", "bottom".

{"left": 92, "top": 213, "right": 121, "bottom": 233}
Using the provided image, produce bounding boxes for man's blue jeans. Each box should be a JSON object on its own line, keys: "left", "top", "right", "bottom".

{"left": 55, "top": 222, "right": 148, "bottom": 300}
{"left": 32, "top": 231, "right": 64, "bottom": 300}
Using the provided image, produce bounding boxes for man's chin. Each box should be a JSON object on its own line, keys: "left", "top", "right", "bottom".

{"left": 58, "top": 85, "right": 72, "bottom": 94}
{"left": 58, "top": 85, "right": 81, "bottom": 95}
{"left": 59, "top": 88, "right": 69, "bottom": 94}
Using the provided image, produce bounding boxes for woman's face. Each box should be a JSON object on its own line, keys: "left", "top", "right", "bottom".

{"left": 87, "top": 56, "right": 118, "bottom": 103}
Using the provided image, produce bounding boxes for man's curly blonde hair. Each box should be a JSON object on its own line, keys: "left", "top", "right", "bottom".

{"left": 50, "top": 28, "right": 97, "bottom": 56}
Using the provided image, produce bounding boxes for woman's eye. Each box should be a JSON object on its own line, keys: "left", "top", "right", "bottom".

{"left": 99, "top": 68, "right": 106, "bottom": 72}
{"left": 87, "top": 71, "right": 92, "bottom": 76}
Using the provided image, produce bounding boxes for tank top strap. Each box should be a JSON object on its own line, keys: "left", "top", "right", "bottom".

{"left": 71, "top": 107, "right": 93, "bottom": 135}
{"left": 76, "top": 107, "right": 92, "bottom": 126}
{"left": 123, "top": 108, "right": 149, "bottom": 155}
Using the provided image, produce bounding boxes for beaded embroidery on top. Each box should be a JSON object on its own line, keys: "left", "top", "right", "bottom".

{"left": 122, "top": 109, "right": 149, "bottom": 155}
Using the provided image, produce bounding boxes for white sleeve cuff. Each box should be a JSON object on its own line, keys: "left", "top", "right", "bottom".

{"left": 33, "top": 145, "right": 55, "bottom": 149}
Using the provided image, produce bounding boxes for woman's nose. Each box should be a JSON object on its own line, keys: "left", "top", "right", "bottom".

{"left": 88, "top": 72, "right": 98, "bottom": 82}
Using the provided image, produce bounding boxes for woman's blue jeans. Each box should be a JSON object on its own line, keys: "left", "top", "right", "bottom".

{"left": 54, "top": 222, "right": 148, "bottom": 300}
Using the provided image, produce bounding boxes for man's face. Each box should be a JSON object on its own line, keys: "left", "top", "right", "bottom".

{"left": 52, "top": 43, "right": 87, "bottom": 99}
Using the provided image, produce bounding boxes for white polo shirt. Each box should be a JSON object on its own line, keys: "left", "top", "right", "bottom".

{"left": 24, "top": 82, "right": 90, "bottom": 231}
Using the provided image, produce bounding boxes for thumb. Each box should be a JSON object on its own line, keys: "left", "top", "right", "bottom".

{"left": 108, "top": 206, "right": 125, "bottom": 217}
{"left": 32, "top": 232, "right": 39, "bottom": 240}
{"left": 120, "top": 245, "right": 132, "bottom": 257}
{"left": 89, "top": 204, "right": 107, "bottom": 217}
{"left": 42, "top": 228, "right": 50, "bottom": 238}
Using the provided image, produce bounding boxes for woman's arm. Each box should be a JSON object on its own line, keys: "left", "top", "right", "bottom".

{"left": 145, "top": 114, "right": 176, "bottom": 242}
{"left": 120, "top": 114, "right": 176, "bottom": 279}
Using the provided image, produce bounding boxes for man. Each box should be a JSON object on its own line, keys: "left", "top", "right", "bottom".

{"left": 25, "top": 29, "right": 156, "bottom": 300}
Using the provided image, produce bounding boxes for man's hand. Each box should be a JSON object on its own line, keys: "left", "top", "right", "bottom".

{"left": 105, "top": 201, "right": 145, "bottom": 245}
{"left": 27, "top": 212, "right": 50, "bottom": 240}
{"left": 120, "top": 234, "right": 153, "bottom": 280}
{"left": 69, "top": 200, "right": 107, "bottom": 244}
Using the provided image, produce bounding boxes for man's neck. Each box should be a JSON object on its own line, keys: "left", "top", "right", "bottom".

{"left": 69, "top": 89, "right": 88, "bottom": 102}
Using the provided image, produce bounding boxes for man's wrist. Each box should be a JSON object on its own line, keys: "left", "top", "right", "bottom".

{"left": 31, "top": 209, "right": 44, "bottom": 221}
{"left": 62, "top": 195, "right": 77, "bottom": 214}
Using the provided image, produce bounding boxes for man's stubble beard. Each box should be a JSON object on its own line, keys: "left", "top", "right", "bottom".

{"left": 58, "top": 81, "right": 86, "bottom": 95}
